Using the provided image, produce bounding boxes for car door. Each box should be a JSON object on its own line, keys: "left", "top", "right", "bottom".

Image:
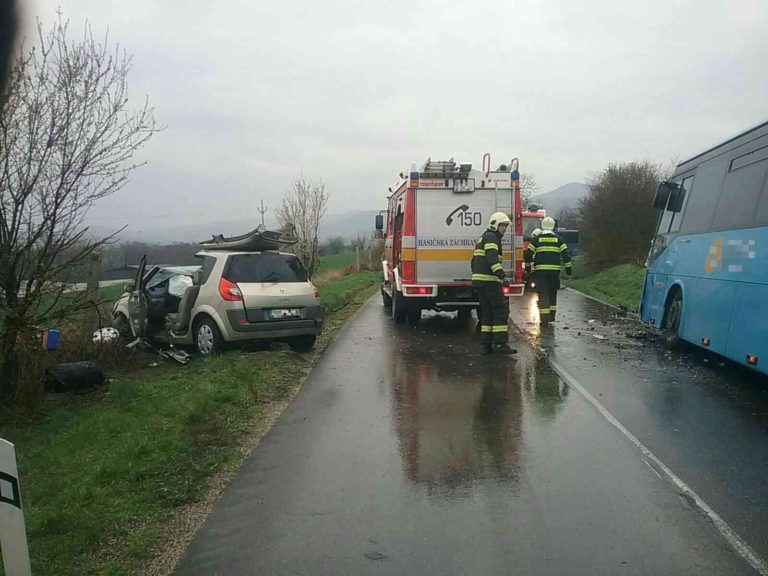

{"left": 128, "top": 256, "right": 149, "bottom": 338}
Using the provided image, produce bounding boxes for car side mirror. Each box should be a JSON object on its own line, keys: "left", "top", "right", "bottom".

{"left": 375, "top": 214, "right": 384, "bottom": 231}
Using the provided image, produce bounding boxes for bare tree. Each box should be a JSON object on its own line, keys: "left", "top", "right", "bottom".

{"left": 519, "top": 172, "right": 538, "bottom": 207}
{"left": 276, "top": 175, "right": 330, "bottom": 278}
{"left": 0, "top": 16, "right": 159, "bottom": 404}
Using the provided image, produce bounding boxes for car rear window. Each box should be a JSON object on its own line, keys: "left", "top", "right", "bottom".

{"left": 225, "top": 253, "right": 308, "bottom": 283}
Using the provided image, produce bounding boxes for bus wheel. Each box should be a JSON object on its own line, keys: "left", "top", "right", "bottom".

{"left": 392, "top": 289, "right": 406, "bottom": 324}
{"left": 662, "top": 290, "right": 682, "bottom": 350}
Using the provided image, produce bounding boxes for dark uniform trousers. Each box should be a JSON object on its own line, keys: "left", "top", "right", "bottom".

{"left": 477, "top": 283, "right": 509, "bottom": 345}
{"left": 535, "top": 272, "right": 560, "bottom": 322}
{"left": 524, "top": 232, "right": 571, "bottom": 325}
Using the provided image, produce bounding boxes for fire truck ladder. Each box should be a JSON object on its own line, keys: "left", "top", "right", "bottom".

{"left": 421, "top": 158, "right": 456, "bottom": 175}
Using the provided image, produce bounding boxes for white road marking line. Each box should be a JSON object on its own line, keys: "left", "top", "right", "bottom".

{"left": 642, "top": 458, "right": 663, "bottom": 480}
{"left": 549, "top": 358, "right": 768, "bottom": 576}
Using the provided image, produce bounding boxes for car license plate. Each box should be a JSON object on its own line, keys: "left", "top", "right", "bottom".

{"left": 269, "top": 308, "right": 300, "bottom": 319}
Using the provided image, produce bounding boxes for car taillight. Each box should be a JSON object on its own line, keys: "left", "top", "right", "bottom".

{"left": 219, "top": 277, "right": 243, "bottom": 301}
{"left": 405, "top": 286, "right": 433, "bottom": 295}
{"left": 309, "top": 281, "right": 319, "bottom": 299}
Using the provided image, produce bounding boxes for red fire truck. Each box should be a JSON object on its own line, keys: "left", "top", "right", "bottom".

{"left": 521, "top": 203, "right": 547, "bottom": 247}
{"left": 375, "top": 154, "right": 525, "bottom": 324}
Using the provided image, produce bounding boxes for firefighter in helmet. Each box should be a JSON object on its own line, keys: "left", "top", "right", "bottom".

{"left": 471, "top": 212, "right": 517, "bottom": 355}
{"left": 524, "top": 216, "right": 572, "bottom": 327}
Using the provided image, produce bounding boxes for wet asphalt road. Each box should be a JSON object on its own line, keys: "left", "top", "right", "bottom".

{"left": 174, "top": 293, "right": 767, "bottom": 576}
{"left": 510, "top": 288, "right": 768, "bottom": 562}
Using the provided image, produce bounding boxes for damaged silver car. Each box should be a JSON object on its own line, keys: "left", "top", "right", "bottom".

{"left": 112, "top": 249, "right": 325, "bottom": 356}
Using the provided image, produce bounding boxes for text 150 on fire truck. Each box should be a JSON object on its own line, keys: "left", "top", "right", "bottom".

{"left": 375, "top": 154, "right": 525, "bottom": 325}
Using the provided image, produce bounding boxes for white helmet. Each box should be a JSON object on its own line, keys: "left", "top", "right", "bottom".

{"left": 541, "top": 216, "right": 556, "bottom": 231}
{"left": 488, "top": 212, "right": 512, "bottom": 231}
{"left": 532, "top": 228, "right": 542, "bottom": 237}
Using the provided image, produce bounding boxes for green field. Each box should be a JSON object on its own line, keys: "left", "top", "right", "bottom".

{"left": 316, "top": 250, "right": 357, "bottom": 273}
{"left": 564, "top": 262, "right": 647, "bottom": 311}
{"left": 0, "top": 271, "right": 380, "bottom": 576}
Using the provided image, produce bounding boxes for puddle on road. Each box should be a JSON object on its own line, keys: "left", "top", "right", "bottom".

{"left": 381, "top": 311, "right": 572, "bottom": 499}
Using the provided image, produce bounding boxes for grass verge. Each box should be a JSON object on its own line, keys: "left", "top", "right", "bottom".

{"left": 563, "top": 262, "right": 647, "bottom": 311}
{"left": 0, "top": 271, "right": 381, "bottom": 576}
{"left": 316, "top": 250, "right": 357, "bottom": 273}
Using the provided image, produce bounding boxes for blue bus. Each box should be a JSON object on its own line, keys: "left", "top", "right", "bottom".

{"left": 641, "top": 120, "right": 768, "bottom": 375}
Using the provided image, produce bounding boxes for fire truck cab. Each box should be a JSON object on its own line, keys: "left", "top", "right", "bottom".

{"left": 375, "top": 155, "right": 525, "bottom": 324}
{"left": 521, "top": 203, "right": 547, "bottom": 247}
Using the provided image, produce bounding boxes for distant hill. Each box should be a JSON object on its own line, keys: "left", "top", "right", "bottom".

{"left": 319, "top": 210, "right": 380, "bottom": 241}
{"left": 532, "top": 182, "right": 589, "bottom": 216}
{"left": 86, "top": 209, "right": 382, "bottom": 245}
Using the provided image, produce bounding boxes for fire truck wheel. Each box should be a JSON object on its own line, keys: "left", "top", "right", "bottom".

{"left": 457, "top": 308, "right": 472, "bottom": 320}
{"left": 392, "top": 289, "right": 406, "bottom": 324}
{"left": 406, "top": 308, "right": 421, "bottom": 325}
{"left": 381, "top": 286, "right": 392, "bottom": 308}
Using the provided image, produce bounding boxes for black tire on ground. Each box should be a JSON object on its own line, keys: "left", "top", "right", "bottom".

{"left": 195, "top": 316, "right": 223, "bottom": 356}
{"left": 662, "top": 290, "right": 682, "bottom": 350}
{"left": 288, "top": 334, "right": 317, "bottom": 352}
{"left": 406, "top": 307, "right": 421, "bottom": 325}
{"left": 382, "top": 286, "right": 393, "bottom": 308}
{"left": 112, "top": 313, "right": 131, "bottom": 339}
{"left": 392, "top": 289, "right": 406, "bottom": 324}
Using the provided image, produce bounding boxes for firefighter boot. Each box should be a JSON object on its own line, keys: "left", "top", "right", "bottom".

{"left": 493, "top": 343, "right": 518, "bottom": 355}
{"left": 481, "top": 343, "right": 494, "bottom": 355}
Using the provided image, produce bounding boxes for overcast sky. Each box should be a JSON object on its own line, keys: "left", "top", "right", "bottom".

{"left": 23, "top": 0, "right": 768, "bottom": 233}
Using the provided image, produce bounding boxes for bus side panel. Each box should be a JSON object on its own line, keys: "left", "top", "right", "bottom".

{"left": 640, "top": 272, "right": 668, "bottom": 327}
{"left": 679, "top": 277, "right": 737, "bottom": 356}
{"left": 725, "top": 283, "right": 768, "bottom": 374}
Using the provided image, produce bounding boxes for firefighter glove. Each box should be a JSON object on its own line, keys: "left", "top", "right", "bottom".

{"left": 502, "top": 277, "right": 510, "bottom": 287}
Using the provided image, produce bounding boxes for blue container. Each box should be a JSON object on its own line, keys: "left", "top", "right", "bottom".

{"left": 44, "top": 329, "right": 61, "bottom": 351}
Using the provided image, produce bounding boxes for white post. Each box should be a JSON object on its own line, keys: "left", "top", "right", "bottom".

{"left": 0, "top": 439, "right": 32, "bottom": 576}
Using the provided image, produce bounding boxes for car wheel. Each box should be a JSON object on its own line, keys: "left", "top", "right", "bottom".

{"left": 288, "top": 335, "right": 317, "bottom": 352}
{"left": 382, "top": 286, "right": 393, "bottom": 308}
{"left": 112, "top": 313, "right": 131, "bottom": 339}
{"left": 392, "top": 289, "right": 406, "bottom": 324}
{"left": 662, "top": 290, "right": 682, "bottom": 350}
{"left": 406, "top": 307, "right": 421, "bottom": 325}
{"left": 195, "top": 317, "right": 222, "bottom": 356}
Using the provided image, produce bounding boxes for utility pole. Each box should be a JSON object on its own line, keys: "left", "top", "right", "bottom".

{"left": 257, "top": 199, "right": 268, "bottom": 227}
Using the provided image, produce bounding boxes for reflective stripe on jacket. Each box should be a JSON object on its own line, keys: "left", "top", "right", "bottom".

{"left": 471, "top": 229, "right": 505, "bottom": 284}
{"left": 524, "top": 232, "right": 572, "bottom": 273}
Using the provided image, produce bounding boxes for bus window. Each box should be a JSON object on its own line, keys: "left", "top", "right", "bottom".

{"left": 712, "top": 158, "right": 768, "bottom": 231}
{"left": 754, "top": 169, "right": 768, "bottom": 226}
{"left": 657, "top": 206, "right": 674, "bottom": 234}
{"left": 668, "top": 176, "right": 694, "bottom": 233}
{"left": 678, "top": 159, "right": 728, "bottom": 234}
